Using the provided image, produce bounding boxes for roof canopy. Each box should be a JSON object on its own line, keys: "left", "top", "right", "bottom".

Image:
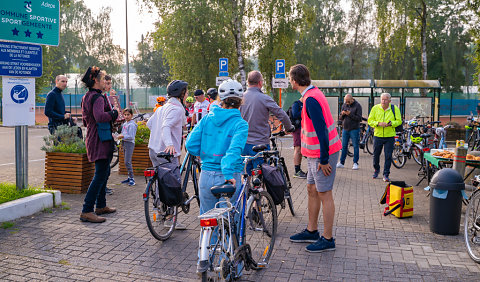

{"left": 311, "top": 80, "right": 441, "bottom": 89}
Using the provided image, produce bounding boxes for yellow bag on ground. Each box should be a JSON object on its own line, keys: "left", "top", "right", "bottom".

{"left": 380, "top": 181, "right": 413, "bottom": 218}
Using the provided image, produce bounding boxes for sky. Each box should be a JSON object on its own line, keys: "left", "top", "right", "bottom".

{"left": 82, "top": 0, "right": 158, "bottom": 57}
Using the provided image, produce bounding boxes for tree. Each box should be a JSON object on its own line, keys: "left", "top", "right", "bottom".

{"left": 295, "top": 0, "right": 348, "bottom": 80}
{"left": 466, "top": 0, "right": 480, "bottom": 84}
{"left": 146, "top": 0, "right": 237, "bottom": 90}
{"left": 132, "top": 34, "right": 170, "bottom": 87}
{"left": 255, "top": 0, "right": 298, "bottom": 97}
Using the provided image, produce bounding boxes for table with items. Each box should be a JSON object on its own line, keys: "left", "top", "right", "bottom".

{"left": 423, "top": 150, "right": 480, "bottom": 184}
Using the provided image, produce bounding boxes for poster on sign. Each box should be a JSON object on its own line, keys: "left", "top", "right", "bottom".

{"left": 2, "top": 77, "right": 35, "bottom": 126}
{"left": 107, "top": 95, "right": 124, "bottom": 122}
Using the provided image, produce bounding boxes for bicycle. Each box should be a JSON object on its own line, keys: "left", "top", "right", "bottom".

{"left": 392, "top": 119, "right": 424, "bottom": 168}
{"left": 464, "top": 175, "right": 480, "bottom": 263}
{"left": 466, "top": 113, "right": 480, "bottom": 150}
{"left": 143, "top": 152, "right": 199, "bottom": 241}
{"left": 179, "top": 150, "right": 201, "bottom": 209}
{"left": 197, "top": 149, "right": 278, "bottom": 281}
{"left": 267, "top": 130, "right": 295, "bottom": 216}
{"left": 359, "top": 117, "right": 374, "bottom": 155}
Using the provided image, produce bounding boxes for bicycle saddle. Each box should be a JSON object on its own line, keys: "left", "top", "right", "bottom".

{"left": 157, "top": 152, "right": 174, "bottom": 161}
{"left": 210, "top": 184, "right": 236, "bottom": 199}
{"left": 252, "top": 144, "right": 267, "bottom": 152}
{"left": 420, "top": 133, "right": 431, "bottom": 138}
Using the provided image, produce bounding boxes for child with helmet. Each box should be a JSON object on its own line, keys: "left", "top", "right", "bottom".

{"left": 186, "top": 79, "right": 248, "bottom": 215}
{"left": 185, "top": 96, "right": 195, "bottom": 126}
{"left": 153, "top": 96, "right": 166, "bottom": 112}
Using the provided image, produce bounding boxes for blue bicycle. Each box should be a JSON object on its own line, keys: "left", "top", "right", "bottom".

{"left": 197, "top": 148, "right": 278, "bottom": 281}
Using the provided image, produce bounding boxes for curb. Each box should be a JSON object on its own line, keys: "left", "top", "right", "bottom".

{"left": 0, "top": 190, "right": 61, "bottom": 223}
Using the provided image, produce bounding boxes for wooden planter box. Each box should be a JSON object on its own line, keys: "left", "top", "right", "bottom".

{"left": 119, "top": 143, "right": 153, "bottom": 176}
{"left": 44, "top": 152, "right": 95, "bottom": 194}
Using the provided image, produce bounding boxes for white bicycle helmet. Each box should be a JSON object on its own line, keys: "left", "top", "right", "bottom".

{"left": 218, "top": 79, "right": 243, "bottom": 100}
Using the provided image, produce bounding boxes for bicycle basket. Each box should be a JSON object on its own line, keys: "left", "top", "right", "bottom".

{"left": 156, "top": 165, "right": 182, "bottom": 206}
{"left": 261, "top": 163, "right": 286, "bottom": 205}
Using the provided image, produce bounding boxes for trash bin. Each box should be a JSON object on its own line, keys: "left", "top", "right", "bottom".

{"left": 429, "top": 168, "right": 465, "bottom": 235}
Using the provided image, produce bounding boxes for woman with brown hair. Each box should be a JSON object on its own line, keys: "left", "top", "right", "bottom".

{"left": 80, "top": 66, "right": 119, "bottom": 223}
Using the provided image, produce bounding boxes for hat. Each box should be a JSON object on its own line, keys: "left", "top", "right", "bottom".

{"left": 194, "top": 89, "right": 204, "bottom": 96}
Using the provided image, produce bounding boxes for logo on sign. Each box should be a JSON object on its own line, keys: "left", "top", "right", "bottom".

{"left": 11, "top": 85, "right": 28, "bottom": 104}
{"left": 24, "top": 1, "right": 32, "bottom": 12}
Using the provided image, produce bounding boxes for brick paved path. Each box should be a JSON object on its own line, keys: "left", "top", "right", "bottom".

{"left": 1, "top": 138, "right": 480, "bottom": 281}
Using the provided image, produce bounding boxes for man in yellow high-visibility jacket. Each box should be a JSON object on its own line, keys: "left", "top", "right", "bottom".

{"left": 367, "top": 93, "right": 402, "bottom": 182}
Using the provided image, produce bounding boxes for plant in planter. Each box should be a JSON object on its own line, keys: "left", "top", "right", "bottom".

{"left": 42, "top": 125, "right": 94, "bottom": 194}
{"left": 119, "top": 121, "right": 153, "bottom": 175}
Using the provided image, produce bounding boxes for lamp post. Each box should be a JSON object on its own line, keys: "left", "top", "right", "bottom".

{"left": 125, "top": 0, "right": 130, "bottom": 107}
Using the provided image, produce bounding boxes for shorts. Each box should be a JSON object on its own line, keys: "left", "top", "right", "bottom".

{"left": 292, "top": 127, "right": 301, "bottom": 147}
{"left": 306, "top": 151, "right": 339, "bottom": 192}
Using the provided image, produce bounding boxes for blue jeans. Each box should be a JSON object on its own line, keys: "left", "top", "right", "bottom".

{"left": 198, "top": 170, "right": 242, "bottom": 215}
{"left": 340, "top": 129, "right": 360, "bottom": 164}
{"left": 373, "top": 136, "right": 395, "bottom": 177}
{"left": 82, "top": 156, "right": 112, "bottom": 213}
{"left": 242, "top": 143, "right": 270, "bottom": 174}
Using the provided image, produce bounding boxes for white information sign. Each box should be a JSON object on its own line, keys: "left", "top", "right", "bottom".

{"left": 2, "top": 77, "right": 35, "bottom": 126}
{"left": 216, "top": 76, "right": 231, "bottom": 86}
{"left": 272, "top": 78, "right": 288, "bottom": 89}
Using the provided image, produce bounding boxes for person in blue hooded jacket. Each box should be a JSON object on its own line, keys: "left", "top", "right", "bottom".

{"left": 186, "top": 79, "right": 248, "bottom": 215}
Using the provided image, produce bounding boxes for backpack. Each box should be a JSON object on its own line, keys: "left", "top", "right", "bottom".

{"left": 261, "top": 163, "right": 286, "bottom": 205}
{"left": 380, "top": 181, "right": 413, "bottom": 218}
{"left": 391, "top": 104, "right": 404, "bottom": 133}
{"left": 287, "top": 100, "right": 302, "bottom": 128}
{"left": 156, "top": 165, "right": 183, "bottom": 206}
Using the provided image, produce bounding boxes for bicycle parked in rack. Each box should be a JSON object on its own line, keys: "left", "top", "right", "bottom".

{"left": 197, "top": 149, "right": 278, "bottom": 281}
{"left": 392, "top": 119, "right": 424, "bottom": 168}
{"left": 143, "top": 152, "right": 199, "bottom": 241}
{"left": 359, "top": 117, "right": 374, "bottom": 155}
{"left": 466, "top": 114, "right": 480, "bottom": 150}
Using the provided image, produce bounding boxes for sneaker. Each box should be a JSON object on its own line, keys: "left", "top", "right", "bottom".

{"left": 294, "top": 170, "right": 307, "bottom": 179}
{"left": 352, "top": 163, "right": 359, "bottom": 170}
{"left": 128, "top": 178, "right": 136, "bottom": 186}
{"left": 372, "top": 171, "right": 379, "bottom": 179}
{"left": 336, "top": 163, "right": 344, "bottom": 168}
{"left": 121, "top": 178, "right": 130, "bottom": 184}
{"left": 290, "top": 229, "right": 320, "bottom": 243}
{"left": 305, "top": 236, "right": 336, "bottom": 253}
{"left": 105, "top": 188, "right": 113, "bottom": 195}
{"left": 164, "top": 219, "right": 187, "bottom": 230}
{"left": 383, "top": 175, "right": 390, "bottom": 182}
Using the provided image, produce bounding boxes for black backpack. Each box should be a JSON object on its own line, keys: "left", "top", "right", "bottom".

{"left": 287, "top": 101, "right": 302, "bottom": 128}
{"left": 261, "top": 163, "right": 286, "bottom": 205}
{"left": 156, "top": 165, "right": 183, "bottom": 206}
{"left": 391, "top": 105, "right": 404, "bottom": 133}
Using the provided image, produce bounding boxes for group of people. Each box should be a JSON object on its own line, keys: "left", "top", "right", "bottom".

{"left": 44, "top": 63, "right": 404, "bottom": 265}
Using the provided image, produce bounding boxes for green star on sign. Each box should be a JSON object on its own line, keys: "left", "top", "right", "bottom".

{"left": 0, "top": 1, "right": 59, "bottom": 46}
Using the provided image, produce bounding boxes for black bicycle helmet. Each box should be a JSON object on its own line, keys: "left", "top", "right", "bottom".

{"left": 206, "top": 88, "right": 218, "bottom": 100}
{"left": 167, "top": 80, "right": 188, "bottom": 98}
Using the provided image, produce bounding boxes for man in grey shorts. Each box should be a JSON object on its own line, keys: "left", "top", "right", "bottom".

{"left": 288, "top": 64, "right": 342, "bottom": 253}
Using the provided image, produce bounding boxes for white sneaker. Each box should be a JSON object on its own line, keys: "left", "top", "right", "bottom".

{"left": 352, "top": 163, "right": 359, "bottom": 170}
{"left": 164, "top": 219, "right": 187, "bottom": 230}
{"left": 336, "top": 163, "right": 344, "bottom": 168}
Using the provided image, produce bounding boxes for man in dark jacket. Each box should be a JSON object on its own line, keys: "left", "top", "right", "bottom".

{"left": 336, "top": 94, "right": 362, "bottom": 170}
{"left": 44, "top": 75, "right": 69, "bottom": 134}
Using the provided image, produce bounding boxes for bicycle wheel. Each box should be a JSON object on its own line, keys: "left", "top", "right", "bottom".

{"left": 392, "top": 145, "right": 406, "bottom": 169}
{"left": 411, "top": 146, "right": 422, "bottom": 165}
{"left": 464, "top": 190, "right": 480, "bottom": 263}
{"left": 144, "top": 177, "right": 177, "bottom": 241}
{"left": 201, "top": 219, "right": 234, "bottom": 281}
{"left": 347, "top": 141, "right": 353, "bottom": 157}
{"left": 110, "top": 145, "right": 119, "bottom": 168}
{"left": 246, "top": 191, "right": 277, "bottom": 268}
{"left": 366, "top": 135, "right": 374, "bottom": 155}
{"left": 279, "top": 160, "right": 295, "bottom": 216}
{"left": 192, "top": 162, "right": 201, "bottom": 206}
{"left": 468, "top": 132, "right": 476, "bottom": 150}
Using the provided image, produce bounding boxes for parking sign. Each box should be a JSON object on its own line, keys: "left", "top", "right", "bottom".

{"left": 219, "top": 58, "right": 228, "bottom": 71}
{"left": 275, "top": 59, "right": 285, "bottom": 79}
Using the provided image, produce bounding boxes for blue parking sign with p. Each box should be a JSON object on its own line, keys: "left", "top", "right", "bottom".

{"left": 275, "top": 59, "right": 286, "bottom": 79}
{"left": 219, "top": 58, "right": 228, "bottom": 72}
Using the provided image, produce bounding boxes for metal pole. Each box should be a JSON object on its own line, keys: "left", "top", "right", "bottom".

{"left": 125, "top": 0, "right": 130, "bottom": 108}
{"left": 15, "top": 126, "right": 28, "bottom": 190}
{"left": 450, "top": 92, "right": 453, "bottom": 121}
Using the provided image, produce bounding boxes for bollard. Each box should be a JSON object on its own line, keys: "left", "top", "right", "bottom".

{"left": 453, "top": 147, "right": 467, "bottom": 177}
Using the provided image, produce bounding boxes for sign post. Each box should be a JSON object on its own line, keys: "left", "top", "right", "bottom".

{"left": 272, "top": 59, "right": 288, "bottom": 107}
{"left": 0, "top": 1, "right": 58, "bottom": 190}
{"left": 216, "top": 58, "right": 231, "bottom": 86}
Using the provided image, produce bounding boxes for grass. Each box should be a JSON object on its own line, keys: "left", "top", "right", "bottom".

{"left": 1, "top": 222, "right": 14, "bottom": 229}
{"left": 0, "top": 183, "right": 46, "bottom": 205}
